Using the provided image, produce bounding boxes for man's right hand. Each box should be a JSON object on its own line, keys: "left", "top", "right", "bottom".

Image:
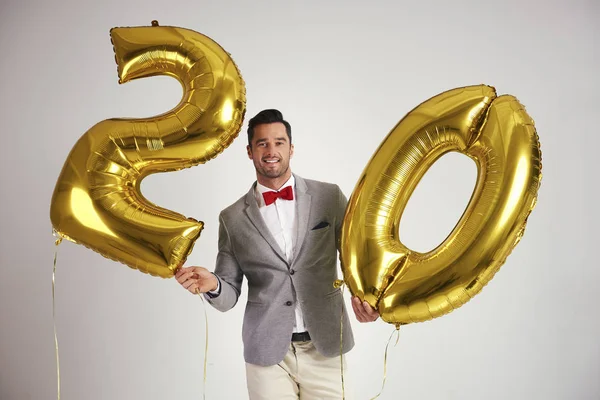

{"left": 175, "top": 266, "right": 219, "bottom": 295}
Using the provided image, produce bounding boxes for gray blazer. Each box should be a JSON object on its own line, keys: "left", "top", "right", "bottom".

{"left": 206, "top": 174, "right": 355, "bottom": 366}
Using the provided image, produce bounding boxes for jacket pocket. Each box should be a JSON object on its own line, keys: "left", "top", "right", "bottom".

{"left": 311, "top": 221, "right": 330, "bottom": 230}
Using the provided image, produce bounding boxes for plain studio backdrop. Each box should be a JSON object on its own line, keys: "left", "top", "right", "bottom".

{"left": 1, "top": 0, "right": 598, "bottom": 399}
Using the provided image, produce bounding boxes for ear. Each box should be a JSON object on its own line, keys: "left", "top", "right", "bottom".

{"left": 247, "top": 144, "right": 252, "bottom": 159}
{"left": 290, "top": 143, "right": 294, "bottom": 158}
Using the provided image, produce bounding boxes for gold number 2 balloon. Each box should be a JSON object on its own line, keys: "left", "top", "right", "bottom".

{"left": 340, "top": 85, "right": 541, "bottom": 325}
{"left": 50, "top": 22, "right": 246, "bottom": 278}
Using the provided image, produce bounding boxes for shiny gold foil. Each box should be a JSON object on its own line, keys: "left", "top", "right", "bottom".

{"left": 50, "top": 22, "right": 246, "bottom": 278}
{"left": 340, "top": 85, "right": 541, "bottom": 325}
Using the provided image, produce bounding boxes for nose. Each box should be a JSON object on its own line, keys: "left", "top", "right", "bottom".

{"left": 264, "top": 143, "right": 277, "bottom": 154}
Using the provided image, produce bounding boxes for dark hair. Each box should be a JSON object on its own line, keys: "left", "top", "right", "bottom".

{"left": 247, "top": 109, "right": 292, "bottom": 145}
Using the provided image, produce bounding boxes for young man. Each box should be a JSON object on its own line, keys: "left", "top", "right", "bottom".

{"left": 176, "top": 109, "right": 378, "bottom": 399}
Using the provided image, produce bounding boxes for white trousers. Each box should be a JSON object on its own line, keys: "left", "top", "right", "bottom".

{"left": 245, "top": 341, "right": 350, "bottom": 400}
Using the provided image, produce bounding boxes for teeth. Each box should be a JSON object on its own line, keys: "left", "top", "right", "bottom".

{"left": 265, "top": 160, "right": 279, "bottom": 163}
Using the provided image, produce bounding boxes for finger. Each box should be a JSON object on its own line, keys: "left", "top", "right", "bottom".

{"left": 362, "top": 301, "right": 379, "bottom": 322}
{"left": 188, "top": 283, "right": 199, "bottom": 294}
{"left": 352, "top": 299, "right": 369, "bottom": 322}
{"left": 356, "top": 298, "right": 371, "bottom": 322}
{"left": 351, "top": 297, "right": 362, "bottom": 313}
{"left": 176, "top": 271, "right": 196, "bottom": 284}
{"left": 351, "top": 297, "right": 363, "bottom": 320}
{"left": 361, "top": 304, "right": 379, "bottom": 322}
{"left": 175, "top": 271, "right": 190, "bottom": 281}
{"left": 182, "top": 279, "right": 197, "bottom": 290}
{"left": 362, "top": 301, "right": 379, "bottom": 318}
{"left": 189, "top": 266, "right": 204, "bottom": 275}
{"left": 175, "top": 267, "right": 192, "bottom": 278}
{"left": 177, "top": 266, "right": 200, "bottom": 279}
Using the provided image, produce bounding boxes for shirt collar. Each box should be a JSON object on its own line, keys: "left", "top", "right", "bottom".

{"left": 255, "top": 175, "right": 296, "bottom": 207}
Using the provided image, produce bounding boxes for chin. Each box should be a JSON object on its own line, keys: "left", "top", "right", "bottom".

{"left": 260, "top": 169, "right": 283, "bottom": 179}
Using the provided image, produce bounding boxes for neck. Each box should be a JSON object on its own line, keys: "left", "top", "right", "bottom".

{"left": 257, "top": 171, "right": 292, "bottom": 191}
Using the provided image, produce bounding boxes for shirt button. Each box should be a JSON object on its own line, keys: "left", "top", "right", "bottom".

{"left": 285, "top": 301, "right": 293, "bottom": 306}
{"left": 290, "top": 269, "right": 295, "bottom": 275}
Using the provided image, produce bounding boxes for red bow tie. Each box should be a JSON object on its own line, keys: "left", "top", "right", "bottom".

{"left": 262, "top": 186, "right": 294, "bottom": 205}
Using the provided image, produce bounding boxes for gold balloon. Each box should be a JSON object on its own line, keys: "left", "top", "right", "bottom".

{"left": 340, "top": 85, "right": 541, "bottom": 325}
{"left": 50, "top": 22, "right": 246, "bottom": 278}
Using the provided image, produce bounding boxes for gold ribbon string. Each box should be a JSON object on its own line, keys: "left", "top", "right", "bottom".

{"left": 370, "top": 325, "right": 401, "bottom": 400}
{"left": 333, "top": 279, "right": 346, "bottom": 399}
{"left": 195, "top": 290, "right": 209, "bottom": 399}
{"left": 52, "top": 234, "right": 63, "bottom": 400}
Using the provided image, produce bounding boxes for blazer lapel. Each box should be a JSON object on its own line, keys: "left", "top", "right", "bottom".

{"left": 243, "top": 184, "right": 288, "bottom": 264}
{"left": 293, "top": 175, "right": 312, "bottom": 262}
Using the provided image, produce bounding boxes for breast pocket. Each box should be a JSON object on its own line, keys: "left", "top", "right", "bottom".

{"left": 304, "top": 222, "right": 336, "bottom": 268}
{"left": 310, "top": 224, "right": 331, "bottom": 236}
{"left": 311, "top": 220, "right": 330, "bottom": 230}
{"left": 307, "top": 224, "right": 332, "bottom": 247}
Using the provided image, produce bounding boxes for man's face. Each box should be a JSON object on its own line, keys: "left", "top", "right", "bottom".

{"left": 247, "top": 122, "right": 294, "bottom": 182}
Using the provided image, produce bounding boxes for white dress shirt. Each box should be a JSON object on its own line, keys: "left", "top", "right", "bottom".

{"left": 254, "top": 175, "right": 306, "bottom": 333}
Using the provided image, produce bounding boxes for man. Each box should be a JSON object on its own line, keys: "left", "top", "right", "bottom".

{"left": 176, "top": 109, "right": 378, "bottom": 399}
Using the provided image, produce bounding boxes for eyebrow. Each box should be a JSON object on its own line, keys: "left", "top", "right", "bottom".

{"left": 255, "top": 137, "right": 288, "bottom": 144}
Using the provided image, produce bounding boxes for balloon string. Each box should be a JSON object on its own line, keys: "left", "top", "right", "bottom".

{"left": 52, "top": 236, "right": 63, "bottom": 400}
{"left": 370, "top": 326, "right": 401, "bottom": 400}
{"left": 195, "top": 290, "right": 209, "bottom": 399}
{"left": 340, "top": 284, "right": 345, "bottom": 400}
{"left": 333, "top": 279, "right": 346, "bottom": 400}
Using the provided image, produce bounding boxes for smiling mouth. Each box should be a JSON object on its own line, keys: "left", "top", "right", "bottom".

{"left": 263, "top": 159, "right": 280, "bottom": 164}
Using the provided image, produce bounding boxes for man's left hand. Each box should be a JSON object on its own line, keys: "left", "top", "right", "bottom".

{"left": 351, "top": 296, "right": 379, "bottom": 323}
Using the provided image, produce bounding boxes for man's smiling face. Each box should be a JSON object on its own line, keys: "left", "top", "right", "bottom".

{"left": 247, "top": 122, "right": 294, "bottom": 187}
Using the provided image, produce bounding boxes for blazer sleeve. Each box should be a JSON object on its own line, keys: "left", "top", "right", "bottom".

{"left": 205, "top": 212, "right": 244, "bottom": 312}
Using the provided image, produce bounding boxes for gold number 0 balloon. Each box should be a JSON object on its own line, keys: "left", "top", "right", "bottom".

{"left": 50, "top": 22, "right": 246, "bottom": 278}
{"left": 340, "top": 85, "right": 541, "bottom": 325}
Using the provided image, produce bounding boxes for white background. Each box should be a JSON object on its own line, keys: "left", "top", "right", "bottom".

{"left": 1, "top": 0, "right": 598, "bottom": 399}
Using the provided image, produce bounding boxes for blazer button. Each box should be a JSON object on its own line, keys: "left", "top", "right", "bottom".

{"left": 290, "top": 269, "right": 295, "bottom": 275}
{"left": 285, "top": 301, "right": 293, "bottom": 306}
